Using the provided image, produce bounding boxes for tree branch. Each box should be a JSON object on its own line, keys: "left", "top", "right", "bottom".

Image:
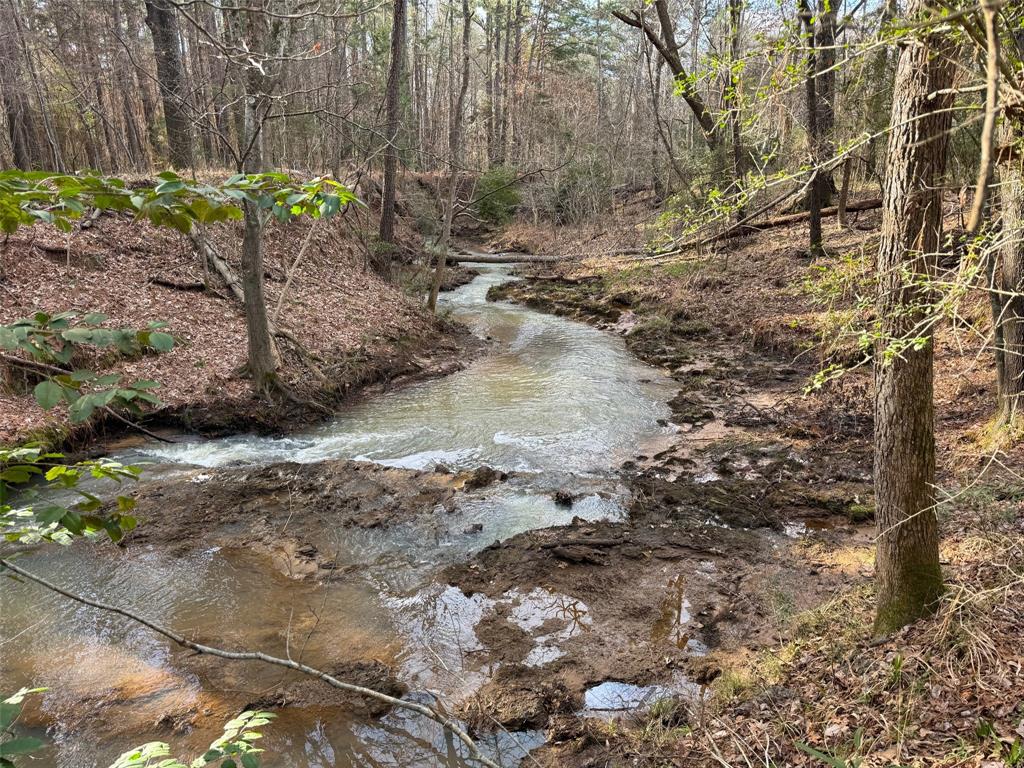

{"left": 0, "top": 557, "right": 502, "bottom": 768}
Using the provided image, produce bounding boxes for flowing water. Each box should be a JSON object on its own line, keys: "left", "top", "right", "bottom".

{"left": 0, "top": 264, "right": 676, "bottom": 767}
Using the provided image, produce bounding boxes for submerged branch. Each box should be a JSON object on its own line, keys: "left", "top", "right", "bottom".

{"left": 0, "top": 557, "right": 501, "bottom": 768}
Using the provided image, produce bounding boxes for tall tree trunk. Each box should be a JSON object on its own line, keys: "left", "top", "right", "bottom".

{"left": 814, "top": 0, "right": 837, "bottom": 202}
{"left": 428, "top": 0, "right": 472, "bottom": 312}
{"left": 144, "top": 0, "right": 193, "bottom": 169}
{"left": 798, "top": 0, "right": 823, "bottom": 257}
{"left": 872, "top": 0, "right": 955, "bottom": 635}
{"left": 996, "top": 125, "right": 1024, "bottom": 425}
{"left": 727, "top": 0, "right": 744, "bottom": 213}
{"left": 379, "top": 0, "right": 407, "bottom": 248}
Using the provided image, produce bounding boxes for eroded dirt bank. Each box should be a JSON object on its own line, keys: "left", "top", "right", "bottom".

{"left": 452, "top": 219, "right": 1023, "bottom": 767}
{"left": 0, "top": 208, "right": 481, "bottom": 449}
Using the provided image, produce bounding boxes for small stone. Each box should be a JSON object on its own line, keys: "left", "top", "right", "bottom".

{"left": 552, "top": 490, "right": 574, "bottom": 507}
{"left": 463, "top": 523, "right": 484, "bottom": 534}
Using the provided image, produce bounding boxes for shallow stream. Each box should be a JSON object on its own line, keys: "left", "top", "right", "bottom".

{"left": 0, "top": 265, "right": 676, "bottom": 766}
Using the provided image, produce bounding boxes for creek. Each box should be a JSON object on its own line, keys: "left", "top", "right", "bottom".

{"left": 0, "top": 264, "right": 677, "bottom": 767}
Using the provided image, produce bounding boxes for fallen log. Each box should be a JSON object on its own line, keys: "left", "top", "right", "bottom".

{"left": 448, "top": 251, "right": 565, "bottom": 264}
{"left": 737, "top": 196, "right": 882, "bottom": 232}
{"left": 671, "top": 197, "right": 882, "bottom": 255}
{"left": 149, "top": 276, "right": 206, "bottom": 292}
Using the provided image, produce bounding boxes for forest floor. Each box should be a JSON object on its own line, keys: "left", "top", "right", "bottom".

{"left": 0, "top": 206, "right": 479, "bottom": 449}
{"left": 5, "top": 190, "right": 1024, "bottom": 767}
{"left": 455, "top": 204, "right": 1024, "bottom": 767}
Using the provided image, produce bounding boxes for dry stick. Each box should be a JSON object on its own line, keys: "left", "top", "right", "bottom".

{"left": 189, "top": 228, "right": 329, "bottom": 386}
{"left": 0, "top": 557, "right": 502, "bottom": 768}
{"left": 965, "top": 0, "right": 1001, "bottom": 235}
{"left": 273, "top": 219, "right": 321, "bottom": 325}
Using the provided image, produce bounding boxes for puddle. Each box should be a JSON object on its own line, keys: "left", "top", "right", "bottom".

{"left": 651, "top": 576, "right": 707, "bottom": 654}
{"left": 583, "top": 681, "right": 675, "bottom": 714}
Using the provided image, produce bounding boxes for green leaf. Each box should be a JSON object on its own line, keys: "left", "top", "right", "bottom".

{"left": 0, "top": 736, "right": 46, "bottom": 756}
{"left": 34, "top": 379, "right": 62, "bottom": 409}
{"left": 35, "top": 505, "right": 69, "bottom": 525}
{"left": 68, "top": 396, "right": 97, "bottom": 423}
{"left": 240, "top": 754, "right": 259, "bottom": 768}
{"left": 61, "top": 328, "right": 95, "bottom": 343}
{"left": 0, "top": 702, "right": 20, "bottom": 731}
{"left": 147, "top": 332, "right": 174, "bottom": 352}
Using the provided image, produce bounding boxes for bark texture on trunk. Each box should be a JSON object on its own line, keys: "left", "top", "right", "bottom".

{"left": 873, "top": 2, "right": 955, "bottom": 635}
{"left": 997, "top": 140, "right": 1024, "bottom": 425}
{"left": 798, "top": 0, "right": 823, "bottom": 257}
{"left": 379, "top": 0, "right": 408, "bottom": 247}
{"left": 144, "top": 0, "right": 193, "bottom": 169}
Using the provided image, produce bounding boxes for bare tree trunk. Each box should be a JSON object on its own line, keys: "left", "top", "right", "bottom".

{"left": 727, "top": 0, "right": 744, "bottom": 215}
{"left": 996, "top": 128, "right": 1024, "bottom": 425}
{"left": 837, "top": 156, "right": 851, "bottom": 228}
{"left": 873, "top": 0, "right": 954, "bottom": 635}
{"left": 428, "top": 0, "right": 472, "bottom": 312}
{"left": 379, "top": 0, "right": 407, "bottom": 248}
{"left": 815, "top": 0, "right": 837, "bottom": 202}
{"left": 144, "top": 0, "right": 193, "bottom": 170}
{"left": 798, "top": 0, "right": 823, "bottom": 257}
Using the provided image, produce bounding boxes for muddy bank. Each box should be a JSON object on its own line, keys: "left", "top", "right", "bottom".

{"left": 121, "top": 458, "right": 507, "bottom": 566}
{"left": 415, "top": 266, "right": 877, "bottom": 756}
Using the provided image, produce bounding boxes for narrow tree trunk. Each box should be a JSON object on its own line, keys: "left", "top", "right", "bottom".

{"left": 837, "top": 156, "right": 851, "bottom": 228}
{"left": 144, "top": 0, "right": 193, "bottom": 170}
{"left": 873, "top": 0, "right": 955, "bottom": 635}
{"left": 727, "top": 0, "right": 744, "bottom": 215}
{"left": 798, "top": 0, "right": 823, "bottom": 257}
{"left": 815, "top": 0, "right": 838, "bottom": 203}
{"left": 996, "top": 133, "right": 1024, "bottom": 425}
{"left": 428, "top": 0, "right": 472, "bottom": 312}
{"left": 379, "top": 0, "right": 407, "bottom": 248}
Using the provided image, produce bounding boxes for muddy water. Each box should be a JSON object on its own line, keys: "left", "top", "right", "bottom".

{"left": 0, "top": 265, "right": 675, "bottom": 766}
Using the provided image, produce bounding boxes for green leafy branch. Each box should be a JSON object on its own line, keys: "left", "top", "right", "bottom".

{"left": 1, "top": 690, "right": 274, "bottom": 768}
{"left": 1, "top": 446, "right": 140, "bottom": 544}
{"left": 0, "top": 169, "right": 359, "bottom": 235}
{"left": 1, "top": 311, "right": 173, "bottom": 424}
{"left": 109, "top": 711, "right": 275, "bottom": 768}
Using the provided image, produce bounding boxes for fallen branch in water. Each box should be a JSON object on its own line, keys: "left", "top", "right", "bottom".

{"left": 0, "top": 557, "right": 501, "bottom": 768}
{"left": 448, "top": 251, "right": 565, "bottom": 264}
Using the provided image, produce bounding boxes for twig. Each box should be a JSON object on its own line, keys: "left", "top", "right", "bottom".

{"left": 964, "top": 0, "right": 1001, "bottom": 235}
{"left": 273, "top": 219, "right": 321, "bottom": 325}
{"left": 0, "top": 557, "right": 502, "bottom": 768}
{"left": 0, "top": 352, "right": 174, "bottom": 444}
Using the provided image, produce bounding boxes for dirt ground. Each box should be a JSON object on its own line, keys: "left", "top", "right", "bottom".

{"left": 455, "top": 208, "right": 1024, "bottom": 767}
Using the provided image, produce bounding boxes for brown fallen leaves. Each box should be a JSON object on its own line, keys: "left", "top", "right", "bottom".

{"left": 0, "top": 209, "right": 440, "bottom": 445}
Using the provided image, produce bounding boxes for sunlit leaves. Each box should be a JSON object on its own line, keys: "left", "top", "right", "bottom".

{"left": 0, "top": 447, "right": 141, "bottom": 545}
{"left": 0, "top": 170, "right": 359, "bottom": 236}
{"left": 105, "top": 711, "right": 275, "bottom": 768}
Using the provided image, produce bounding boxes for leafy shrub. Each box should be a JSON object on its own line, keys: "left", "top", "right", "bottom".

{"left": 475, "top": 166, "right": 520, "bottom": 224}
